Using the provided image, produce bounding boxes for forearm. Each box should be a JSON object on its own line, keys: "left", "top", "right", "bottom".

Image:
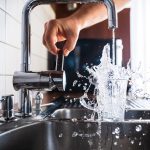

{"left": 68, "top": 0, "right": 130, "bottom": 30}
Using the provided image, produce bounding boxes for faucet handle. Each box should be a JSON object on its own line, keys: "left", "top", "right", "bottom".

{"left": 55, "top": 41, "right": 65, "bottom": 71}
{"left": 55, "top": 50, "right": 64, "bottom": 71}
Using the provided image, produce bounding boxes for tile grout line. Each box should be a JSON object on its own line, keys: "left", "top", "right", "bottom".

{"left": 0, "top": 7, "right": 21, "bottom": 24}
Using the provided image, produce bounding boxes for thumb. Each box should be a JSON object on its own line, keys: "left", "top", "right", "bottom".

{"left": 63, "top": 35, "right": 78, "bottom": 56}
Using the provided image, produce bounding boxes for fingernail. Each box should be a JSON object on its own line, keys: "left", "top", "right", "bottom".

{"left": 64, "top": 49, "right": 69, "bottom": 56}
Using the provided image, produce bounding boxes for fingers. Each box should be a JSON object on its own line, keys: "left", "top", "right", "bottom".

{"left": 63, "top": 33, "right": 78, "bottom": 56}
{"left": 43, "top": 19, "right": 79, "bottom": 57}
{"left": 43, "top": 21, "right": 58, "bottom": 55}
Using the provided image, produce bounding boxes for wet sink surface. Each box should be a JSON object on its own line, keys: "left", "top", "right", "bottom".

{"left": 1, "top": 118, "right": 150, "bottom": 150}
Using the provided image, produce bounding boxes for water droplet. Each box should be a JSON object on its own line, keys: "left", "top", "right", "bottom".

{"left": 83, "top": 116, "right": 87, "bottom": 119}
{"left": 139, "top": 141, "right": 142, "bottom": 146}
{"left": 83, "top": 86, "right": 87, "bottom": 90}
{"left": 59, "top": 133, "right": 63, "bottom": 138}
{"left": 115, "top": 135, "right": 120, "bottom": 139}
{"left": 73, "top": 80, "right": 78, "bottom": 86}
{"left": 72, "top": 132, "right": 78, "bottom": 137}
{"left": 72, "top": 118, "right": 77, "bottom": 122}
{"left": 135, "top": 125, "right": 142, "bottom": 132}
{"left": 114, "top": 127, "right": 120, "bottom": 134}
{"left": 131, "top": 140, "right": 134, "bottom": 144}
{"left": 112, "top": 131, "right": 115, "bottom": 135}
{"left": 78, "top": 83, "right": 81, "bottom": 87}
{"left": 114, "top": 142, "right": 117, "bottom": 146}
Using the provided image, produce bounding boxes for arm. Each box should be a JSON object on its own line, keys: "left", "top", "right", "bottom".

{"left": 43, "top": 0, "right": 130, "bottom": 56}
{"left": 69, "top": 0, "right": 130, "bottom": 29}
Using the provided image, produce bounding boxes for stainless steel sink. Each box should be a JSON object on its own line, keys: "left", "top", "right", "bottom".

{"left": 0, "top": 119, "right": 100, "bottom": 150}
{"left": 1, "top": 115, "right": 150, "bottom": 150}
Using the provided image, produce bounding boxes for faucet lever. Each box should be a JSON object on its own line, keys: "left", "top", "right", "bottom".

{"left": 55, "top": 41, "right": 65, "bottom": 71}
{"left": 55, "top": 50, "right": 64, "bottom": 71}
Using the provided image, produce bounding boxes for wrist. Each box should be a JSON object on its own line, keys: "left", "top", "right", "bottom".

{"left": 67, "top": 14, "right": 85, "bottom": 31}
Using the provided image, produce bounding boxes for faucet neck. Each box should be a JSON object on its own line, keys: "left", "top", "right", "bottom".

{"left": 102, "top": 0, "right": 118, "bottom": 29}
{"left": 21, "top": 0, "right": 117, "bottom": 72}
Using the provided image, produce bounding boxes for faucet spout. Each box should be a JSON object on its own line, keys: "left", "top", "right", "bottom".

{"left": 21, "top": 0, "right": 117, "bottom": 72}
{"left": 102, "top": 0, "right": 118, "bottom": 29}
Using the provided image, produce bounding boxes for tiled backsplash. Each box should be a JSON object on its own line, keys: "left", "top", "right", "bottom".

{"left": 0, "top": 0, "right": 55, "bottom": 106}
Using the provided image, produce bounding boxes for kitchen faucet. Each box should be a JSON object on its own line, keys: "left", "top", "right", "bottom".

{"left": 13, "top": 0, "right": 118, "bottom": 117}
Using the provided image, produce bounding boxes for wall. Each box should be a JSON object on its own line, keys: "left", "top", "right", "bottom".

{"left": 0, "top": 0, "right": 55, "bottom": 107}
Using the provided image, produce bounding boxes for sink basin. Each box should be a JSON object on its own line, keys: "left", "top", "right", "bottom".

{"left": 1, "top": 95, "right": 150, "bottom": 150}
{"left": 1, "top": 117, "right": 150, "bottom": 150}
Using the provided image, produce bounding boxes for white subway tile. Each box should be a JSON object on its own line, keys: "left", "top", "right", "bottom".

{"left": 5, "top": 75, "right": 19, "bottom": 103}
{"left": 0, "top": 76, "right": 5, "bottom": 96}
{"left": 0, "top": 1, "right": 5, "bottom": 10}
{"left": 0, "top": 42, "right": 6, "bottom": 75}
{"left": 5, "top": 76, "right": 13, "bottom": 94}
{"left": 6, "top": 14, "right": 21, "bottom": 48}
{"left": 0, "top": 9, "right": 5, "bottom": 42}
{"left": 6, "top": 0, "right": 19, "bottom": 21}
{"left": 5, "top": 45, "right": 21, "bottom": 75}
{"left": 17, "top": 0, "right": 25, "bottom": 22}
{"left": 5, "top": 0, "right": 25, "bottom": 22}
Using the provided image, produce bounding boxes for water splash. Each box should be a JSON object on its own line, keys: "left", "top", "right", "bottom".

{"left": 112, "top": 127, "right": 120, "bottom": 139}
{"left": 73, "top": 80, "right": 78, "bottom": 86}
{"left": 59, "top": 133, "right": 63, "bottom": 138}
{"left": 112, "top": 29, "right": 116, "bottom": 65}
{"left": 115, "top": 127, "right": 120, "bottom": 134}
{"left": 135, "top": 125, "right": 142, "bottom": 132}
{"left": 75, "top": 43, "right": 150, "bottom": 149}
{"left": 80, "top": 44, "right": 129, "bottom": 121}
{"left": 72, "top": 132, "right": 78, "bottom": 137}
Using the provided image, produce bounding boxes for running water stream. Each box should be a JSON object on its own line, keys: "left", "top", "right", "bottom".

{"left": 112, "top": 29, "right": 116, "bottom": 65}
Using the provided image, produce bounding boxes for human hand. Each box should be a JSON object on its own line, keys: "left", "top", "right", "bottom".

{"left": 43, "top": 17, "right": 80, "bottom": 56}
